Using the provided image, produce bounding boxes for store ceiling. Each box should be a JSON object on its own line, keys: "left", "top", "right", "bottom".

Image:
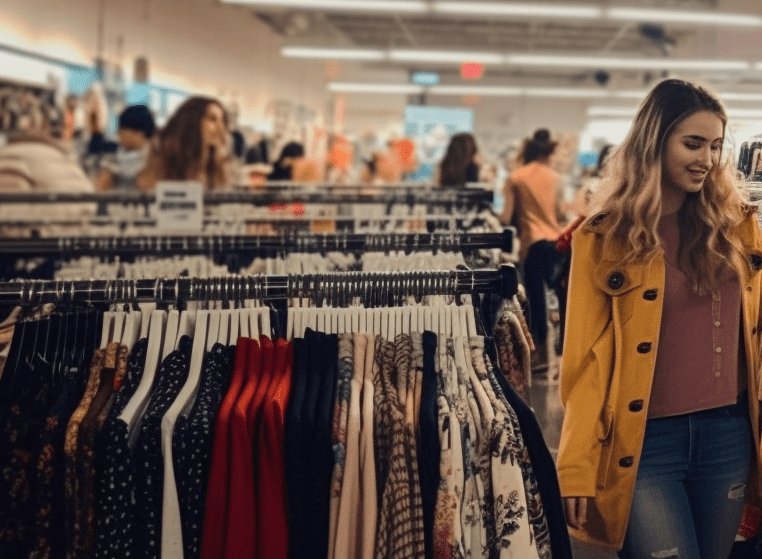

{"left": 251, "top": 0, "right": 713, "bottom": 56}
{"left": 241, "top": 0, "right": 759, "bottom": 88}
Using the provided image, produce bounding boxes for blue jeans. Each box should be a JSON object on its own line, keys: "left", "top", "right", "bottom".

{"left": 619, "top": 393, "right": 752, "bottom": 559}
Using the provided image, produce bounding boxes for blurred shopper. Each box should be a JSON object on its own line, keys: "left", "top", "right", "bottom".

{"left": 559, "top": 79, "right": 761, "bottom": 558}
{"left": 137, "top": 96, "right": 232, "bottom": 190}
{"left": 501, "top": 128, "right": 565, "bottom": 364}
{"left": 0, "top": 132, "right": 93, "bottom": 193}
{"left": 95, "top": 105, "right": 155, "bottom": 190}
{"left": 267, "top": 142, "right": 304, "bottom": 181}
{"left": 438, "top": 132, "right": 481, "bottom": 187}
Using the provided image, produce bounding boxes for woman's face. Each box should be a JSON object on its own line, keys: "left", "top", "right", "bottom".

{"left": 661, "top": 110, "right": 723, "bottom": 196}
{"left": 200, "top": 103, "right": 227, "bottom": 150}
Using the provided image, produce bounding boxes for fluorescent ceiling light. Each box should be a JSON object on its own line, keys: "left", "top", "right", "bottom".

{"left": 389, "top": 49, "right": 504, "bottom": 64}
{"left": 507, "top": 54, "right": 750, "bottom": 71}
{"left": 754, "top": 63, "right": 762, "bottom": 71}
{"left": 526, "top": 87, "right": 610, "bottom": 98}
{"left": 328, "top": 82, "right": 423, "bottom": 94}
{"left": 589, "top": 106, "right": 762, "bottom": 119}
{"left": 613, "top": 90, "right": 648, "bottom": 99}
{"left": 281, "top": 47, "right": 385, "bottom": 60}
{"left": 721, "top": 92, "right": 762, "bottom": 102}
{"left": 588, "top": 106, "right": 637, "bottom": 117}
{"left": 606, "top": 8, "right": 762, "bottom": 27}
{"left": 220, "top": 0, "right": 427, "bottom": 13}
{"left": 430, "top": 85, "right": 523, "bottom": 96}
{"left": 435, "top": 1, "right": 601, "bottom": 19}
{"left": 727, "top": 109, "right": 762, "bottom": 119}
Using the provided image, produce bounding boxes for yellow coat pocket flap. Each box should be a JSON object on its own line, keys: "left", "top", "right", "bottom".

{"left": 593, "top": 260, "right": 644, "bottom": 297}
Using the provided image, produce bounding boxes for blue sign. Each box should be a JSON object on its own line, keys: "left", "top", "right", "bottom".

{"left": 411, "top": 71, "right": 440, "bottom": 86}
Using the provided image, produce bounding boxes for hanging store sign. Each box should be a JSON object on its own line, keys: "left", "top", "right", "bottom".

{"left": 155, "top": 181, "right": 204, "bottom": 233}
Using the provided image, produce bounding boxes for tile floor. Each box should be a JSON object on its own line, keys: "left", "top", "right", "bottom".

{"left": 529, "top": 368, "right": 617, "bottom": 559}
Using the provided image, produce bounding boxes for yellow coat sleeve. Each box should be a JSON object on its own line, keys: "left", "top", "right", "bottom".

{"left": 557, "top": 228, "right": 615, "bottom": 498}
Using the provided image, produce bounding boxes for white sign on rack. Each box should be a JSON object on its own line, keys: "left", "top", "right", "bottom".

{"left": 155, "top": 181, "right": 204, "bottom": 233}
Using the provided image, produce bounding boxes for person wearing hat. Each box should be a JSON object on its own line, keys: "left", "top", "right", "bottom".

{"left": 95, "top": 104, "right": 155, "bottom": 190}
{"left": 501, "top": 128, "right": 567, "bottom": 369}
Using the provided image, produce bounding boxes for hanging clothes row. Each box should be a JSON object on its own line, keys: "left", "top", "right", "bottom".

{"left": 0, "top": 268, "right": 571, "bottom": 559}
{"left": 0, "top": 229, "right": 510, "bottom": 282}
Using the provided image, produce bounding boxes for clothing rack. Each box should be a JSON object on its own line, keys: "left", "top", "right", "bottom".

{"left": 0, "top": 265, "right": 519, "bottom": 306}
{"left": 0, "top": 230, "right": 514, "bottom": 258}
{"left": 0, "top": 214, "right": 489, "bottom": 232}
{"left": 0, "top": 188, "right": 493, "bottom": 209}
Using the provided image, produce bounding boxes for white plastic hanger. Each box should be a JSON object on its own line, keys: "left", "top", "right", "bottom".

{"left": 100, "top": 310, "right": 116, "bottom": 349}
{"left": 111, "top": 311, "right": 126, "bottom": 344}
{"left": 162, "top": 309, "right": 180, "bottom": 361}
{"left": 174, "top": 308, "right": 196, "bottom": 350}
{"left": 159, "top": 310, "right": 209, "bottom": 559}
{"left": 207, "top": 309, "right": 221, "bottom": 352}
{"left": 121, "top": 310, "right": 141, "bottom": 353}
{"left": 260, "top": 306, "right": 271, "bottom": 339}
{"left": 229, "top": 308, "right": 240, "bottom": 343}
{"left": 218, "top": 309, "right": 231, "bottom": 345}
{"left": 120, "top": 310, "right": 167, "bottom": 437}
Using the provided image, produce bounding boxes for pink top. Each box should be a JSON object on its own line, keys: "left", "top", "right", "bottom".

{"left": 649, "top": 212, "right": 741, "bottom": 418}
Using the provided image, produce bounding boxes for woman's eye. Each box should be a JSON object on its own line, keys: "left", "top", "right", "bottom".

{"left": 685, "top": 143, "right": 700, "bottom": 150}
{"left": 711, "top": 144, "right": 721, "bottom": 152}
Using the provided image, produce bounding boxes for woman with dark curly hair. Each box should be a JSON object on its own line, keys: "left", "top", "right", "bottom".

{"left": 137, "top": 96, "right": 231, "bottom": 190}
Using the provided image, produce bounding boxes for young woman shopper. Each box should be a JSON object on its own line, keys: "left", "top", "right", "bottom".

{"left": 558, "top": 78, "right": 762, "bottom": 558}
{"left": 137, "top": 96, "right": 231, "bottom": 190}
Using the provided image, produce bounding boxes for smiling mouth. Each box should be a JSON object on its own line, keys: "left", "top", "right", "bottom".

{"left": 689, "top": 170, "right": 707, "bottom": 180}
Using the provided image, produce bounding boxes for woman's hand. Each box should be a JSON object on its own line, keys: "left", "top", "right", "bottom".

{"left": 563, "top": 496, "right": 588, "bottom": 529}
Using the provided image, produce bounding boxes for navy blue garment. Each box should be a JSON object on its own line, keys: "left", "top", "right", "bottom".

{"left": 306, "top": 333, "right": 338, "bottom": 559}
{"left": 92, "top": 337, "right": 148, "bottom": 559}
{"left": 133, "top": 336, "right": 192, "bottom": 559}
{"left": 299, "top": 329, "right": 325, "bottom": 559}
{"left": 419, "top": 331, "right": 440, "bottom": 559}
{"left": 173, "top": 342, "right": 234, "bottom": 559}
{"left": 485, "top": 337, "right": 573, "bottom": 559}
{"left": 284, "top": 337, "right": 310, "bottom": 559}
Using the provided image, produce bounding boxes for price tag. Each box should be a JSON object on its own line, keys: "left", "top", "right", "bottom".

{"left": 155, "top": 181, "right": 204, "bottom": 233}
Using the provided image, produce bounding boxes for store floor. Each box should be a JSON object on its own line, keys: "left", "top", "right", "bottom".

{"left": 529, "top": 370, "right": 617, "bottom": 559}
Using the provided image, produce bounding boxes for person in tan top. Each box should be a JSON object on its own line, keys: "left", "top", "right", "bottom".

{"left": 501, "top": 129, "right": 567, "bottom": 363}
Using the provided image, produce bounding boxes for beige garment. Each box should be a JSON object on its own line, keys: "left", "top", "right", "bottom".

{"left": 360, "top": 333, "right": 379, "bottom": 558}
{"left": 330, "top": 334, "right": 358, "bottom": 559}
{"left": 505, "top": 161, "right": 563, "bottom": 260}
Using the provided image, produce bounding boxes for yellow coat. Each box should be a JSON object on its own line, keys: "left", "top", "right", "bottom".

{"left": 557, "top": 208, "right": 762, "bottom": 549}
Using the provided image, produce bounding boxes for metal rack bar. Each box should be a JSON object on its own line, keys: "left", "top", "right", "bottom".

{"left": 0, "top": 229, "right": 513, "bottom": 257}
{"left": 0, "top": 188, "right": 493, "bottom": 207}
{"left": 0, "top": 265, "right": 518, "bottom": 306}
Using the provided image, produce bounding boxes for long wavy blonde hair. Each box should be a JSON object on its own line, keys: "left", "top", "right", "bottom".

{"left": 591, "top": 78, "right": 749, "bottom": 294}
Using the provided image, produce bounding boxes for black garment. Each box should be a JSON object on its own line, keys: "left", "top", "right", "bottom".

{"left": 485, "top": 337, "right": 573, "bottom": 559}
{"left": 267, "top": 164, "right": 292, "bottom": 181}
{"left": 521, "top": 239, "right": 569, "bottom": 347}
{"left": 299, "top": 329, "right": 325, "bottom": 558}
{"left": 419, "top": 331, "right": 440, "bottom": 559}
{"left": 30, "top": 312, "right": 100, "bottom": 559}
{"left": 173, "top": 343, "right": 234, "bottom": 559}
{"left": 93, "top": 338, "right": 148, "bottom": 559}
{"left": 0, "top": 319, "right": 55, "bottom": 558}
{"left": 284, "top": 337, "right": 310, "bottom": 559}
{"left": 306, "top": 333, "right": 339, "bottom": 559}
{"left": 133, "top": 336, "right": 193, "bottom": 559}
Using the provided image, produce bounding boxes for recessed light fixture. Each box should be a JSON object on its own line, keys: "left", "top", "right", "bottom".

{"left": 435, "top": 1, "right": 601, "bottom": 19}
{"left": 389, "top": 50, "right": 504, "bottom": 64}
{"left": 327, "top": 83, "right": 424, "bottom": 94}
{"left": 506, "top": 54, "right": 751, "bottom": 71}
{"left": 606, "top": 8, "right": 762, "bottom": 27}
{"left": 220, "top": 0, "right": 428, "bottom": 13}
{"left": 281, "top": 47, "right": 386, "bottom": 60}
